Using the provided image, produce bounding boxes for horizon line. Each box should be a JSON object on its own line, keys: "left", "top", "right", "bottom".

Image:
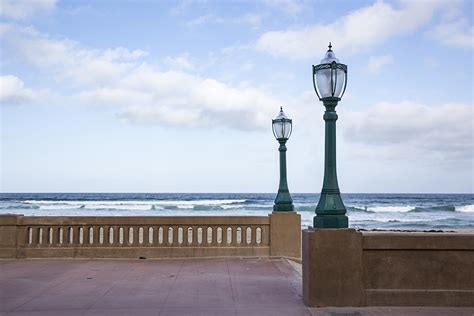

{"left": 1, "top": 192, "right": 473, "bottom": 195}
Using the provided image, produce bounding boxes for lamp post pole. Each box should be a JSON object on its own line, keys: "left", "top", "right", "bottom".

{"left": 314, "top": 97, "right": 347, "bottom": 228}
{"left": 274, "top": 137, "right": 294, "bottom": 211}
{"left": 272, "top": 107, "right": 294, "bottom": 212}
{"left": 312, "top": 43, "right": 348, "bottom": 228}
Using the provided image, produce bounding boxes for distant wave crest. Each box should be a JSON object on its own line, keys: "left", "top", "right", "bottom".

{"left": 18, "top": 199, "right": 248, "bottom": 212}
{"left": 456, "top": 204, "right": 474, "bottom": 213}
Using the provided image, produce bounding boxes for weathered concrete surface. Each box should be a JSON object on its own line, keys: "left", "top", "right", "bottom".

{"left": 0, "top": 215, "right": 18, "bottom": 259}
{"left": 0, "top": 214, "right": 276, "bottom": 259}
{"left": 0, "top": 213, "right": 301, "bottom": 260}
{"left": 303, "top": 229, "right": 364, "bottom": 307}
{"left": 270, "top": 211, "right": 301, "bottom": 258}
{"left": 1, "top": 258, "right": 472, "bottom": 315}
{"left": 1, "top": 258, "right": 472, "bottom": 316}
{"left": 303, "top": 229, "right": 474, "bottom": 307}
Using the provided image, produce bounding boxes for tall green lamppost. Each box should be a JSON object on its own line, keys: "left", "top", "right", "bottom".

{"left": 272, "top": 107, "right": 294, "bottom": 212}
{"left": 312, "top": 43, "right": 348, "bottom": 228}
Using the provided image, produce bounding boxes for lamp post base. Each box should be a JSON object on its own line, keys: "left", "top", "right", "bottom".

{"left": 314, "top": 190, "right": 348, "bottom": 228}
{"left": 273, "top": 203, "right": 294, "bottom": 212}
{"left": 313, "top": 214, "right": 348, "bottom": 229}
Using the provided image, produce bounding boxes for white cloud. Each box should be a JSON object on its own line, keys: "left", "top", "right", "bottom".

{"left": 0, "top": 75, "right": 35, "bottom": 104}
{"left": 1, "top": 24, "right": 147, "bottom": 86}
{"left": 164, "top": 54, "right": 195, "bottom": 71}
{"left": 186, "top": 14, "right": 215, "bottom": 27}
{"left": 430, "top": 18, "right": 474, "bottom": 48}
{"left": 1, "top": 24, "right": 281, "bottom": 130}
{"left": 186, "top": 13, "right": 262, "bottom": 29}
{"left": 367, "top": 55, "right": 393, "bottom": 74}
{"left": 169, "top": 0, "right": 203, "bottom": 16}
{"left": 256, "top": 0, "right": 450, "bottom": 59}
{"left": 343, "top": 101, "right": 474, "bottom": 162}
{"left": 238, "top": 14, "right": 262, "bottom": 29}
{"left": 80, "top": 65, "right": 280, "bottom": 130}
{"left": 264, "top": 0, "right": 305, "bottom": 15}
{"left": 0, "top": 0, "right": 56, "bottom": 20}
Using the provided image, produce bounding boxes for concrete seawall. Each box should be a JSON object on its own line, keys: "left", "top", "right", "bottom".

{"left": 0, "top": 213, "right": 301, "bottom": 259}
{"left": 303, "top": 229, "right": 474, "bottom": 307}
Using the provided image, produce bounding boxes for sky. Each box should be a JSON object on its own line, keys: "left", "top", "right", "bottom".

{"left": 0, "top": 0, "right": 473, "bottom": 193}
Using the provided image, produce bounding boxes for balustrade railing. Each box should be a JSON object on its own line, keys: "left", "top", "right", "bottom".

{"left": 23, "top": 223, "right": 266, "bottom": 247}
{"left": 0, "top": 215, "right": 290, "bottom": 258}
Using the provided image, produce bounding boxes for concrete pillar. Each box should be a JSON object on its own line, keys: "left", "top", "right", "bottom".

{"left": 303, "top": 228, "right": 364, "bottom": 306}
{"left": 269, "top": 211, "right": 301, "bottom": 258}
{"left": 0, "top": 215, "right": 21, "bottom": 258}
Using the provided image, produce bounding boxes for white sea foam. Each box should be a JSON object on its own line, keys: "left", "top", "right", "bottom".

{"left": 25, "top": 199, "right": 247, "bottom": 211}
{"left": 366, "top": 206, "right": 414, "bottom": 213}
{"left": 25, "top": 199, "right": 245, "bottom": 205}
{"left": 456, "top": 205, "right": 474, "bottom": 213}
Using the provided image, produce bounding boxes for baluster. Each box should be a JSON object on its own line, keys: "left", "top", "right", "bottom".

{"left": 122, "top": 226, "right": 129, "bottom": 246}
{"left": 98, "top": 227, "right": 104, "bottom": 245}
{"left": 203, "top": 227, "right": 208, "bottom": 246}
{"left": 232, "top": 226, "right": 238, "bottom": 246}
{"left": 173, "top": 227, "right": 178, "bottom": 245}
{"left": 147, "top": 227, "right": 153, "bottom": 245}
{"left": 221, "top": 227, "right": 226, "bottom": 245}
{"left": 66, "top": 227, "right": 71, "bottom": 245}
{"left": 163, "top": 227, "right": 169, "bottom": 246}
{"left": 206, "top": 226, "right": 217, "bottom": 246}
{"left": 47, "top": 227, "right": 53, "bottom": 245}
{"left": 120, "top": 227, "right": 126, "bottom": 245}
{"left": 79, "top": 227, "right": 84, "bottom": 245}
{"left": 140, "top": 226, "right": 146, "bottom": 245}
{"left": 135, "top": 226, "right": 140, "bottom": 246}
{"left": 246, "top": 227, "right": 252, "bottom": 245}
{"left": 196, "top": 227, "right": 202, "bottom": 245}
{"left": 26, "top": 227, "right": 33, "bottom": 245}
{"left": 108, "top": 226, "right": 115, "bottom": 245}
{"left": 158, "top": 227, "right": 164, "bottom": 245}
{"left": 255, "top": 227, "right": 262, "bottom": 245}
{"left": 40, "top": 227, "right": 47, "bottom": 245}
{"left": 57, "top": 227, "right": 63, "bottom": 245}
{"left": 88, "top": 227, "right": 94, "bottom": 245}
{"left": 241, "top": 226, "right": 247, "bottom": 247}
{"left": 188, "top": 226, "right": 198, "bottom": 247}
{"left": 177, "top": 227, "right": 183, "bottom": 245}
{"left": 218, "top": 227, "right": 223, "bottom": 245}
{"left": 128, "top": 227, "right": 134, "bottom": 245}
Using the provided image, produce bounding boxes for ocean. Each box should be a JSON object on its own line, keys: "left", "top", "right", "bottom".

{"left": 0, "top": 193, "right": 473, "bottom": 230}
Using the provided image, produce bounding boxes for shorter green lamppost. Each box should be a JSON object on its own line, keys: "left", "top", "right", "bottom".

{"left": 272, "top": 107, "right": 294, "bottom": 212}
{"left": 312, "top": 43, "right": 348, "bottom": 228}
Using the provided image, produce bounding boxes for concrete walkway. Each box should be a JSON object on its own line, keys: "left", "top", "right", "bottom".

{"left": 0, "top": 258, "right": 472, "bottom": 315}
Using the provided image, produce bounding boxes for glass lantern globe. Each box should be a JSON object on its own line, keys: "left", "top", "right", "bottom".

{"left": 272, "top": 107, "right": 292, "bottom": 140}
{"left": 312, "top": 43, "right": 347, "bottom": 100}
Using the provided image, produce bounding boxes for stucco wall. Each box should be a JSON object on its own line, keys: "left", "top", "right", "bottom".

{"left": 303, "top": 229, "right": 474, "bottom": 307}
{"left": 0, "top": 213, "right": 300, "bottom": 259}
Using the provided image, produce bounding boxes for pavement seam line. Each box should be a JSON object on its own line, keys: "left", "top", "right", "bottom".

{"left": 226, "top": 257, "right": 237, "bottom": 311}
{"left": 86, "top": 260, "right": 141, "bottom": 310}
{"left": 158, "top": 258, "right": 184, "bottom": 315}
{"left": 9, "top": 259, "right": 91, "bottom": 312}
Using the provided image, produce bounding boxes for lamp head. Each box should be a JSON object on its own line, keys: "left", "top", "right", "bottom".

{"left": 312, "top": 43, "right": 347, "bottom": 101}
{"left": 272, "top": 107, "right": 292, "bottom": 141}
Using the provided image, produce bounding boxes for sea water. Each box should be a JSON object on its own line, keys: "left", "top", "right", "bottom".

{"left": 1, "top": 193, "right": 473, "bottom": 230}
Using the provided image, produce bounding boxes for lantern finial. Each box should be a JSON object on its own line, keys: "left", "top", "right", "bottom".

{"left": 328, "top": 42, "right": 332, "bottom": 51}
{"left": 280, "top": 106, "right": 283, "bottom": 111}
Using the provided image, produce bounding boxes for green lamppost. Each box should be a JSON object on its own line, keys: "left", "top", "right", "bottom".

{"left": 272, "top": 107, "right": 294, "bottom": 212}
{"left": 312, "top": 43, "right": 348, "bottom": 228}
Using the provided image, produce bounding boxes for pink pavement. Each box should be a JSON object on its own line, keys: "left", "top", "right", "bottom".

{"left": 0, "top": 258, "right": 472, "bottom": 315}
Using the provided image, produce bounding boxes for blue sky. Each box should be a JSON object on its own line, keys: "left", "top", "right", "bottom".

{"left": 0, "top": 0, "right": 473, "bottom": 193}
